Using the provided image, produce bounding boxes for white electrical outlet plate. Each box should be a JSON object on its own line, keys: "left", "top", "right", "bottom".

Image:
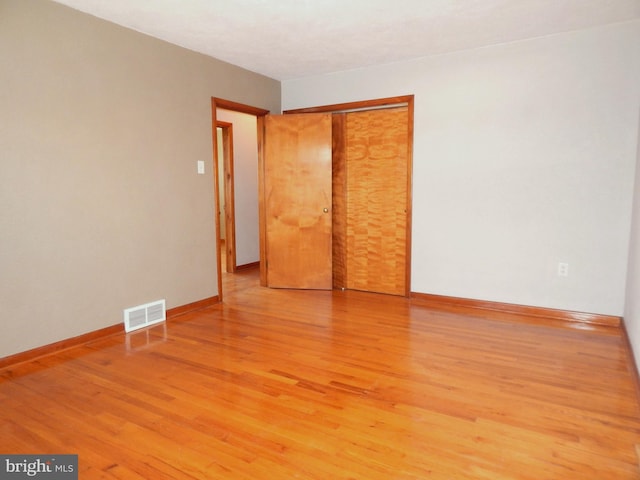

{"left": 197, "top": 160, "right": 205, "bottom": 174}
{"left": 558, "top": 262, "right": 569, "bottom": 277}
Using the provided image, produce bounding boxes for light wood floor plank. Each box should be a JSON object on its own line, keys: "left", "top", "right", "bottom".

{"left": 1, "top": 267, "right": 640, "bottom": 479}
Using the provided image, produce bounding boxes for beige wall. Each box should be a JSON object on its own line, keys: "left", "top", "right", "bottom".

{"left": 0, "top": 0, "right": 280, "bottom": 358}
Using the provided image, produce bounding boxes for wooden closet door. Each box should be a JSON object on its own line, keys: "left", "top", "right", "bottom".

{"left": 345, "top": 107, "right": 409, "bottom": 296}
{"left": 264, "top": 113, "right": 333, "bottom": 289}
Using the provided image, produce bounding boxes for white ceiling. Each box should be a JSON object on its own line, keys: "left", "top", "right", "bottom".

{"left": 52, "top": 0, "right": 640, "bottom": 80}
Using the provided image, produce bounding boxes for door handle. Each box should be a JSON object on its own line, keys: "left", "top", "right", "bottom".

{"left": 323, "top": 208, "right": 329, "bottom": 213}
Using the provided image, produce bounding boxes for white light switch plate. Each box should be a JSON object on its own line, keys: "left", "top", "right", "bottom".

{"left": 197, "top": 160, "right": 205, "bottom": 174}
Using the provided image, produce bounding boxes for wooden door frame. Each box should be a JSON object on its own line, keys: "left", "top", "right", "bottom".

{"left": 285, "top": 95, "right": 414, "bottom": 296}
{"left": 216, "top": 121, "right": 237, "bottom": 274}
{"left": 211, "top": 98, "right": 270, "bottom": 301}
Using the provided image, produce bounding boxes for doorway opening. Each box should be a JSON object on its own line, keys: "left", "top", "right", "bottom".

{"left": 211, "top": 98, "right": 270, "bottom": 302}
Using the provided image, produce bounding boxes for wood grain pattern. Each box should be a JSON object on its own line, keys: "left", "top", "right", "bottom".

{"left": 284, "top": 95, "right": 414, "bottom": 115}
{"left": 0, "top": 296, "right": 219, "bottom": 369}
{"left": 257, "top": 114, "right": 268, "bottom": 287}
{"left": 622, "top": 320, "right": 640, "bottom": 412}
{"left": 264, "top": 114, "right": 333, "bottom": 289}
{"left": 404, "top": 99, "right": 415, "bottom": 293}
{"left": 0, "top": 324, "right": 123, "bottom": 370}
{"left": 217, "top": 121, "right": 237, "bottom": 274}
{"left": 1, "top": 268, "right": 639, "bottom": 479}
{"left": 165, "top": 296, "right": 219, "bottom": 319}
{"left": 345, "top": 107, "right": 409, "bottom": 296}
{"left": 213, "top": 98, "right": 270, "bottom": 117}
{"left": 285, "top": 97, "right": 414, "bottom": 296}
{"left": 412, "top": 292, "right": 622, "bottom": 327}
{"left": 332, "top": 113, "right": 348, "bottom": 290}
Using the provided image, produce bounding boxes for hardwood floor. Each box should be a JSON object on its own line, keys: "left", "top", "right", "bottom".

{"left": 2, "top": 268, "right": 640, "bottom": 479}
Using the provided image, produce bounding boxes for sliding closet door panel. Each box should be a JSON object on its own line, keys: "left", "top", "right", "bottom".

{"left": 264, "top": 113, "right": 333, "bottom": 289}
{"left": 346, "top": 107, "right": 409, "bottom": 296}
